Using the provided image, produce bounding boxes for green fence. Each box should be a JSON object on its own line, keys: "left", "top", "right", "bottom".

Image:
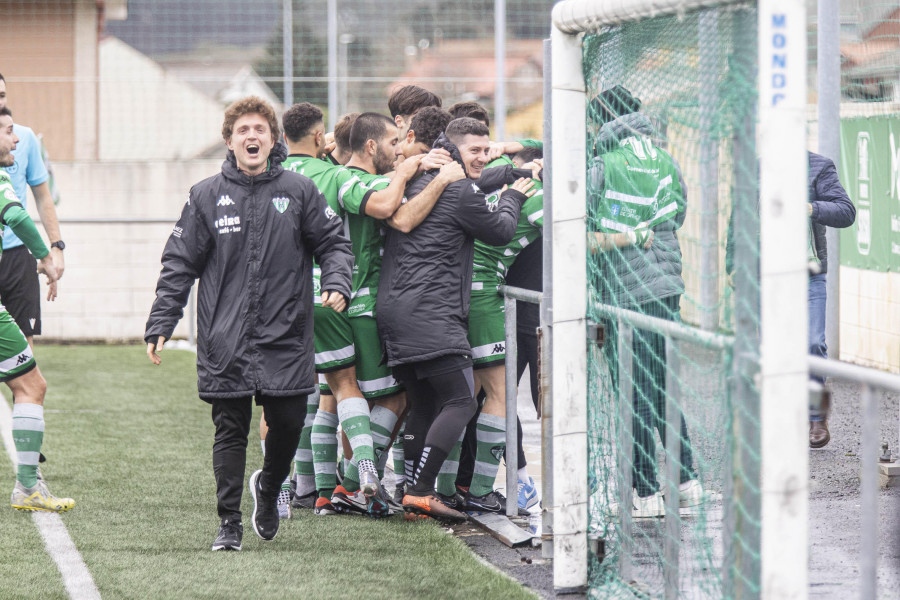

{"left": 581, "top": 5, "right": 762, "bottom": 597}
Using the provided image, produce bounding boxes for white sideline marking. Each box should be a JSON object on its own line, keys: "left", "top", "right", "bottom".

{"left": 0, "top": 399, "right": 101, "bottom": 600}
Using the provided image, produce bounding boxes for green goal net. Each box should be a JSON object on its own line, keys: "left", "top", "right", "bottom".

{"left": 582, "top": 5, "right": 762, "bottom": 598}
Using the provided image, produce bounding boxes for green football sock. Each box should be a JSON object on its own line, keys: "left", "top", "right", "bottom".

{"left": 12, "top": 403, "right": 44, "bottom": 489}
{"left": 469, "top": 412, "right": 506, "bottom": 497}
{"left": 343, "top": 459, "right": 360, "bottom": 492}
{"left": 337, "top": 397, "right": 375, "bottom": 464}
{"left": 369, "top": 405, "right": 398, "bottom": 480}
{"left": 436, "top": 432, "right": 464, "bottom": 496}
{"left": 293, "top": 393, "right": 320, "bottom": 497}
{"left": 392, "top": 421, "right": 406, "bottom": 488}
{"left": 311, "top": 409, "right": 338, "bottom": 498}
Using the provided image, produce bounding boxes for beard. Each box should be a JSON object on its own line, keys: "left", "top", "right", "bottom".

{"left": 374, "top": 146, "right": 395, "bottom": 175}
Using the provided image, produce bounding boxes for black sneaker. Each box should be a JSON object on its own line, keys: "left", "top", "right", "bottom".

{"left": 211, "top": 519, "right": 243, "bottom": 551}
{"left": 464, "top": 490, "right": 506, "bottom": 513}
{"left": 249, "top": 469, "right": 279, "bottom": 541}
{"left": 435, "top": 491, "right": 465, "bottom": 511}
{"left": 291, "top": 489, "right": 317, "bottom": 510}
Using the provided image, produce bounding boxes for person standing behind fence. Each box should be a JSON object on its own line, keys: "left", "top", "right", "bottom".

{"left": 144, "top": 96, "right": 353, "bottom": 551}
{"left": 587, "top": 86, "right": 703, "bottom": 518}
{"left": 807, "top": 150, "right": 855, "bottom": 448}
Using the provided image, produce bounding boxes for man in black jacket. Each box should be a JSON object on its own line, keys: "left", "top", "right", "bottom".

{"left": 145, "top": 96, "right": 353, "bottom": 550}
{"left": 377, "top": 117, "right": 535, "bottom": 520}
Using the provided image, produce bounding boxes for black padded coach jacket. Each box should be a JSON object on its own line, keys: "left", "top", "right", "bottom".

{"left": 145, "top": 144, "right": 353, "bottom": 401}
{"left": 376, "top": 133, "right": 527, "bottom": 367}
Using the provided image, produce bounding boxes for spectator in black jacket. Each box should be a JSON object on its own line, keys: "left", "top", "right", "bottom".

{"left": 377, "top": 117, "right": 535, "bottom": 521}
{"left": 807, "top": 150, "right": 856, "bottom": 448}
{"left": 145, "top": 96, "right": 353, "bottom": 551}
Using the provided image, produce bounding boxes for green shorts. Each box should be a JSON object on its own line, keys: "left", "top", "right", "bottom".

{"left": 466, "top": 291, "right": 506, "bottom": 369}
{"left": 0, "top": 309, "right": 36, "bottom": 382}
{"left": 350, "top": 315, "right": 401, "bottom": 400}
{"left": 314, "top": 305, "right": 355, "bottom": 375}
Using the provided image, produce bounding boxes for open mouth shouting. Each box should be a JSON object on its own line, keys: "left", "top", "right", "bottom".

{"left": 247, "top": 144, "right": 260, "bottom": 158}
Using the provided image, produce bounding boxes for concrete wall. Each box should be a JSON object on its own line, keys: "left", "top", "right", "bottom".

{"left": 839, "top": 267, "right": 900, "bottom": 373}
{"left": 31, "top": 159, "right": 223, "bottom": 341}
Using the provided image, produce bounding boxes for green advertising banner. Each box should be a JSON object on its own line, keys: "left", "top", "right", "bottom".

{"left": 839, "top": 115, "right": 900, "bottom": 272}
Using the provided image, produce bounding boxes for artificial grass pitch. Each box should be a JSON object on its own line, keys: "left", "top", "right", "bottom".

{"left": 0, "top": 345, "right": 535, "bottom": 600}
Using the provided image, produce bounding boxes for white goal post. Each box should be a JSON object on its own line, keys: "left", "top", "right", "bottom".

{"left": 547, "top": 0, "right": 809, "bottom": 596}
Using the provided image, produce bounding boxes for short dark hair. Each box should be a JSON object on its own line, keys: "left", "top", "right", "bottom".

{"left": 445, "top": 117, "right": 489, "bottom": 146}
{"left": 282, "top": 102, "right": 324, "bottom": 143}
{"left": 388, "top": 85, "right": 442, "bottom": 118}
{"left": 349, "top": 112, "right": 396, "bottom": 153}
{"left": 409, "top": 107, "right": 453, "bottom": 149}
{"left": 334, "top": 112, "right": 360, "bottom": 154}
{"left": 514, "top": 146, "right": 543, "bottom": 164}
{"left": 448, "top": 101, "right": 490, "bottom": 128}
{"left": 0, "top": 107, "right": 11, "bottom": 118}
{"left": 591, "top": 85, "right": 641, "bottom": 126}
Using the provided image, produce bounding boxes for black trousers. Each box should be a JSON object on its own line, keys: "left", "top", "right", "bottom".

{"left": 396, "top": 364, "right": 477, "bottom": 494}
{"left": 211, "top": 393, "right": 307, "bottom": 522}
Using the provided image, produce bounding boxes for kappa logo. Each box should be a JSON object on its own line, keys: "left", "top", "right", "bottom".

{"left": 324, "top": 206, "right": 337, "bottom": 220}
{"left": 471, "top": 183, "right": 481, "bottom": 194}
{"left": 16, "top": 353, "right": 30, "bottom": 366}
{"left": 217, "top": 194, "right": 234, "bottom": 207}
{"left": 491, "top": 343, "right": 504, "bottom": 355}
{"left": 272, "top": 196, "right": 290, "bottom": 214}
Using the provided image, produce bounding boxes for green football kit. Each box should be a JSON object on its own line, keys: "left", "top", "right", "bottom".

{"left": 0, "top": 171, "right": 48, "bottom": 382}
{"left": 468, "top": 157, "right": 543, "bottom": 367}
{"left": 336, "top": 167, "right": 402, "bottom": 400}
{"left": 282, "top": 155, "right": 356, "bottom": 385}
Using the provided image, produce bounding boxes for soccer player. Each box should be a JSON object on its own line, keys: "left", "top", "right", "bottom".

{"left": 387, "top": 85, "right": 442, "bottom": 141}
{"left": 327, "top": 111, "right": 359, "bottom": 166}
{"left": 0, "top": 107, "right": 71, "bottom": 513}
{"left": 459, "top": 148, "right": 544, "bottom": 514}
{"left": 146, "top": 96, "right": 353, "bottom": 551}
{"left": 377, "top": 117, "right": 534, "bottom": 521}
{"left": 0, "top": 74, "right": 65, "bottom": 348}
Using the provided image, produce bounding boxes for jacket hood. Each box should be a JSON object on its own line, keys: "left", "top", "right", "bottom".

{"left": 432, "top": 132, "right": 470, "bottom": 176}
{"left": 222, "top": 142, "right": 288, "bottom": 185}
{"left": 597, "top": 112, "right": 654, "bottom": 153}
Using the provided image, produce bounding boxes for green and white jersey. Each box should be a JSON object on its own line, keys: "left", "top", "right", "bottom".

{"left": 472, "top": 157, "right": 543, "bottom": 291}
{"left": 0, "top": 171, "right": 48, "bottom": 260}
{"left": 0, "top": 171, "right": 20, "bottom": 251}
{"left": 337, "top": 167, "right": 395, "bottom": 318}
{"left": 594, "top": 135, "right": 684, "bottom": 233}
{"left": 282, "top": 155, "right": 350, "bottom": 306}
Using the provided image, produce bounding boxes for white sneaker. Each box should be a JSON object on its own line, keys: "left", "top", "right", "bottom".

{"left": 677, "top": 479, "right": 704, "bottom": 508}
{"left": 608, "top": 490, "right": 665, "bottom": 519}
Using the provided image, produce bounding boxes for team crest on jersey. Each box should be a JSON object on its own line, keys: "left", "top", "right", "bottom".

{"left": 272, "top": 196, "right": 290, "bottom": 214}
{"left": 217, "top": 194, "right": 234, "bottom": 206}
